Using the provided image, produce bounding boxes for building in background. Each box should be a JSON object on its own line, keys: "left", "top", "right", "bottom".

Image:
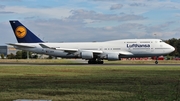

{"left": 0, "top": 45, "right": 17, "bottom": 58}
{"left": 0, "top": 45, "right": 49, "bottom": 59}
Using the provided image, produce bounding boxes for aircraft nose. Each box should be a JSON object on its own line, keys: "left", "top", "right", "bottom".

{"left": 171, "top": 46, "right": 175, "bottom": 52}
{"left": 168, "top": 44, "right": 175, "bottom": 52}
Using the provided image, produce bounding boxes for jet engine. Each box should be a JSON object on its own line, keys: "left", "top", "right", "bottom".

{"left": 107, "top": 53, "right": 120, "bottom": 61}
{"left": 81, "top": 51, "right": 93, "bottom": 59}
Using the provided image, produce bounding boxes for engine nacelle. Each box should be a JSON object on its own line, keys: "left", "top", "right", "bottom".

{"left": 81, "top": 51, "right": 93, "bottom": 59}
{"left": 107, "top": 53, "right": 120, "bottom": 61}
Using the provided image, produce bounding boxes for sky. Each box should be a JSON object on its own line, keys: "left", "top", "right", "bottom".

{"left": 0, "top": 0, "right": 180, "bottom": 45}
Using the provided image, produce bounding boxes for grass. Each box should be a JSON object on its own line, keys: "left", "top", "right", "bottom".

{"left": 0, "top": 59, "right": 74, "bottom": 64}
{"left": 0, "top": 64, "right": 180, "bottom": 101}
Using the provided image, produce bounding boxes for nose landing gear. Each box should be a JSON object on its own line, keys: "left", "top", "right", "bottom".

{"left": 155, "top": 56, "right": 158, "bottom": 64}
{"left": 155, "top": 60, "right": 158, "bottom": 64}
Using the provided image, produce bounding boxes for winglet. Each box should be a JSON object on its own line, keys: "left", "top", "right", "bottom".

{"left": 9, "top": 20, "right": 44, "bottom": 43}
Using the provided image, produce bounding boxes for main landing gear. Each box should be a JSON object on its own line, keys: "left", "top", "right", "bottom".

{"left": 88, "top": 59, "right": 104, "bottom": 64}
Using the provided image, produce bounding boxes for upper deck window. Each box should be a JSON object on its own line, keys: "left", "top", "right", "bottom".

{"left": 160, "top": 40, "right": 164, "bottom": 43}
{"left": 140, "top": 41, "right": 150, "bottom": 43}
{"left": 126, "top": 42, "right": 137, "bottom": 43}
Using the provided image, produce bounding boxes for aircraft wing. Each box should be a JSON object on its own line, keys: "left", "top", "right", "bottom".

{"left": 56, "top": 48, "right": 78, "bottom": 53}
{"left": 8, "top": 43, "right": 36, "bottom": 48}
{"left": 118, "top": 50, "right": 133, "bottom": 56}
{"left": 90, "top": 50, "right": 103, "bottom": 54}
{"left": 39, "top": 44, "right": 103, "bottom": 54}
{"left": 39, "top": 44, "right": 78, "bottom": 53}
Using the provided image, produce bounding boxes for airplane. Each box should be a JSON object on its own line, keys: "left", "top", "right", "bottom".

{"left": 8, "top": 20, "right": 175, "bottom": 64}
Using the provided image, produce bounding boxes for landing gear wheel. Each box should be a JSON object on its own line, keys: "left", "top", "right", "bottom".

{"left": 88, "top": 60, "right": 96, "bottom": 64}
{"left": 101, "top": 61, "right": 104, "bottom": 64}
{"left": 97, "top": 61, "right": 104, "bottom": 64}
{"left": 88, "top": 59, "right": 104, "bottom": 64}
{"left": 154, "top": 56, "right": 159, "bottom": 64}
{"left": 155, "top": 61, "right": 158, "bottom": 64}
{"left": 88, "top": 60, "right": 91, "bottom": 64}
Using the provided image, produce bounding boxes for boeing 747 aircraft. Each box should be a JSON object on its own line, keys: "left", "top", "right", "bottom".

{"left": 9, "top": 20, "right": 175, "bottom": 64}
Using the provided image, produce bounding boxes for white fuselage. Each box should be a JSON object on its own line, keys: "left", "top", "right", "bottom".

{"left": 14, "top": 39, "right": 175, "bottom": 59}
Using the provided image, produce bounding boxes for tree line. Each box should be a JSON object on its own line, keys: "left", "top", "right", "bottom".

{"left": 6, "top": 51, "right": 36, "bottom": 59}
{"left": 165, "top": 38, "right": 180, "bottom": 57}
{"left": 1, "top": 50, "right": 52, "bottom": 59}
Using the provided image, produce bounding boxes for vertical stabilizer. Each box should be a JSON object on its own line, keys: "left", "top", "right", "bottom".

{"left": 9, "top": 20, "right": 43, "bottom": 43}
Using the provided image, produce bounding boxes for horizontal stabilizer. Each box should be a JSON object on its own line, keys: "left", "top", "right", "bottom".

{"left": 8, "top": 43, "right": 36, "bottom": 48}
{"left": 39, "top": 44, "right": 50, "bottom": 48}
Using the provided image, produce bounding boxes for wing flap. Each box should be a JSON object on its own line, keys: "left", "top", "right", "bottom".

{"left": 39, "top": 44, "right": 103, "bottom": 54}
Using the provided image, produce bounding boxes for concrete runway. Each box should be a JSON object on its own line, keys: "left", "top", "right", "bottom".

{"left": 0, "top": 59, "right": 179, "bottom": 66}
{"left": 0, "top": 59, "right": 180, "bottom": 66}
{"left": 0, "top": 62, "right": 180, "bottom": 67}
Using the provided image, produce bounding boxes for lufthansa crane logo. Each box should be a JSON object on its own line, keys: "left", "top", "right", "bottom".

{"left": 15, "top": 26, "right": 27, "bottom": 38}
